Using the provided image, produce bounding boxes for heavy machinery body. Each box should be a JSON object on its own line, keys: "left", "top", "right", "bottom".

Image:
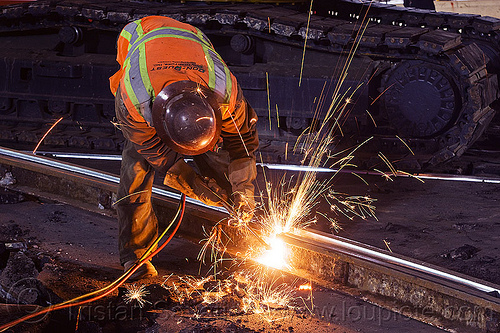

{"left": 0, "top": 0, "right": 499, "bottom": 169}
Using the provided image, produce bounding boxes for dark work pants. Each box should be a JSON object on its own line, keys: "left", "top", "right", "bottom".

{"left": 116, "top": 140, "right": 232, "bottom": 266}
{"left": 117, "top": 140, "right": 159, "bottom": 265}
{"left": 115, "top": 88, "right": 233, "bottom": 265}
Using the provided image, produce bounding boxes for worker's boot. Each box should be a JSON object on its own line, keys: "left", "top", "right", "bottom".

{"left": 123, "top": 260, "right": 158, "bottom": 281}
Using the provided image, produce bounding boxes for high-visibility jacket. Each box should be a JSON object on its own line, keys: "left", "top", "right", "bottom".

{"left": 110, "top": 15, "right": 238, "bottom": 125}
{"left": 110, "top": 16, "right": 258, "bottom": 172}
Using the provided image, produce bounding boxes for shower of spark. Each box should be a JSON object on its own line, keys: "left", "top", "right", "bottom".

{"left": 232, "top": 266, "right": 304, "bottom": 322}
{"left": 162, "top": 270, "right": 301, "bottom": 322}
{"left": 326, "top": 192, "right": 377, "bottom": 222}
{"left": 242, "top": 2, "right": 379, "bottom": 271}
{"left": 194, "top": 3, "right": 379, "bottom": 320}
{"left": 123, "top": 284, "right": 150, "bottom": 308}
{"left": 240, "top": 275, "right": 294, "bottom": 316}
{"left": 198, "top": 2, "right": 377, "bottom": 275}
{"left": 162, "top": 274, "right": 214, "bottom": 305}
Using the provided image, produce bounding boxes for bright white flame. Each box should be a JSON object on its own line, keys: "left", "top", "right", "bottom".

{"left": 256, "top": 237, "right": 288, "bottom": 269}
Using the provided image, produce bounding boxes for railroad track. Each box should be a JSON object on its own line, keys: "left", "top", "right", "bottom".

{"left": 1, "top": 0, "right": 499, "bottom": 169}
{"left": 0, "top": 146, "right": 499, "bottom": 333}
{"left": 30, "top": 149, "right": 500, "bottom": 183}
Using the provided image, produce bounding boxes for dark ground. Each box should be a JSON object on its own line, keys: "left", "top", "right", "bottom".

{"left": 323, "top": 171, "right": 500, "bottom": 286}
{"left": 0, "top": 195, "right": 445, "bottom": 332}
{"left": 2, "top": 152, "right": 500, "bottom": 332}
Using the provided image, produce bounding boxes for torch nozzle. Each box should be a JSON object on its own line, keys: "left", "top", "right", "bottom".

{"left": 218, "top": 198, "right": 271, "bottom": 250}
{"left": 245, "top": 225, "right": 272, "bottom": 250}
{"left": 202, "top": 183, "right": 271, "bottom": 250}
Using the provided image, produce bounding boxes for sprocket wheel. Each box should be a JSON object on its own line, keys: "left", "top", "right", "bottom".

{"left": 382, "top": 60, "right": 461, "bottom": 139}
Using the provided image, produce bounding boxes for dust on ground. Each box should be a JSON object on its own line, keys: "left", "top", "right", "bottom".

{"left": 325, "top": 174, "right": 500, "bottom": 285}
{"left": 0, "top": 192, "right": 444, "bottom": 332}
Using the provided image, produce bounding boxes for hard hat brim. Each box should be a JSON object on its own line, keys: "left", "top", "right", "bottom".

{"left": 152, "top": 81, "right": 223, "bottom": 155}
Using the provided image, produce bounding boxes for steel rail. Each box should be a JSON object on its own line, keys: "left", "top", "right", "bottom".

{"left": 13, "top": 145, "right": 500, "bottom": 295}
{"left": 294, "top": 229, "right": 500, "bottom": 295}
{"left": 32, "top": 150, "right": 500, "bottom": 184}
{"left": 8, "top": 148, "right": 500, "bottom": 296}
{"left": 2, "top": 146, "right": 500, "bottom": 332}
{"left": 279, "top": 231, "right": 500, "bottom": 333}
{"left": 4, "top": 148, "right": 226, "bottom": 214}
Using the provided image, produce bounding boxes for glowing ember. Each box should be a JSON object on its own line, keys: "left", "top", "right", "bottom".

{"left": 161, "top": 271, "right": 297, "bottom": 322}
{"left": 298, "top": 283, "right": 312, "bottom": 291}
{"left": 196, "top": 86, "right": 207, "bottom": 98}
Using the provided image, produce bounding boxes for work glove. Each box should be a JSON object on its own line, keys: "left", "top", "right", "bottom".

{"left": 164, "top": 159, "right": 227, "bottom": 206}
{"left": 228, "top": 157, "right": 257, "bottom": 223}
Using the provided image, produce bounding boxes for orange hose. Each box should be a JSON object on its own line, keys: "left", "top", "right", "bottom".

{"left": 0, "top": 194, "right": 186, "bottom": 332}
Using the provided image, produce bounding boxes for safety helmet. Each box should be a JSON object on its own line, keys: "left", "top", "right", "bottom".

{"left": 152, "top": 81, "right": 222, "bottom": 155}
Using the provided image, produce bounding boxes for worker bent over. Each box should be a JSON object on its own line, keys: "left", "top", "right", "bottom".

{"left": 109, "top": 16, "right": 259, "bottom": 280}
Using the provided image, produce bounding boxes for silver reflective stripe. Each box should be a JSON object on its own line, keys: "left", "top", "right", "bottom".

{"left": 129, "top": 27, "right": 210, "bottom": 52}
{"left": 207, "top": 49, "right": 229, "bottom": 100}
{"left": 197, "top": 29, "right": 213, "bottom": 47}
{"left": 126, "top": 46, "right": 151, "bottom": 107}
{"left": 122, "top": 21, "right": 140, "bottom": 46}
{"left": 129, "top": 26, "right": 143, "bottom": 46}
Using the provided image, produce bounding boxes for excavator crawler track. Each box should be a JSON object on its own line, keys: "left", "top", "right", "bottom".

{"left": 0, "top": 0, "right": 499, "bottom": 169}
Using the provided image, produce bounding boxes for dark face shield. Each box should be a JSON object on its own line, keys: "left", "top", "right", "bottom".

{"left": 152, "top": 81, "right": 222, "bottom": 155}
